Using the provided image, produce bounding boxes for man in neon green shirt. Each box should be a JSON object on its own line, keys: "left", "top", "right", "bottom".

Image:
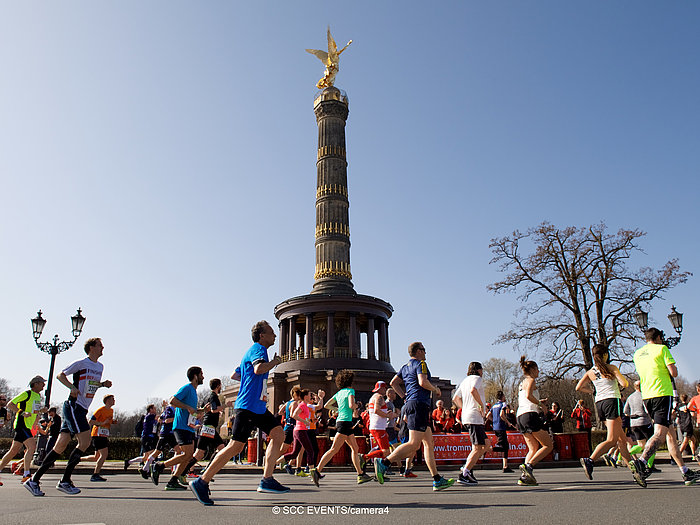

{"left": 0, "top": 375, "right": 46, "bottom": 485}
{"left": 633, "top": 328, "right": 700, "bottom": 485}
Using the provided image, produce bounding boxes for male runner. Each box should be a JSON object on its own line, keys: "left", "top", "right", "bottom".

{"left": 632, "top": 328, "right": 700, "bottom": 485}
{"left": 0, "top": 376, "right": 46, "bottom": 485}
{"left": 363, "top": 381, "right": 393, "bottom": 464}
{"left": 374, "top": 342, "right": 455, "bottom": 491}
{"left": 623, "top": 381, "right": 657, "bottom": 469}
{"left": 488, "top": 391, "right": 515, "bottom": 473}
{"left": 189, "top": 321, "right": 288, "bottom": 505}
{"left": 453, "top": 361, "right": 492, "bottom": 485}
{"left": 25, "top": 338, "right": 112, "bottom": 496}
{"left": 183, "top": 378, "right": 226, "bottom": 477}
{"left": 80, "top": 394, "right": 116, "bottom": 481}
{"left": 150, "top": 367, "right": 207, "bottom": 490}
{"left": 385, "top": 388, "right": 399, "bottom": 447}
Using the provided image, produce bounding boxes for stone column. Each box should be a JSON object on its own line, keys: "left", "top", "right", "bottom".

{"left": 279, "top": 320, "right": 288, "bottom": 359}
{"left": 378, "top": 319, "right": 387, "bottom": 361}
{"left": 349, "top": 314, "right": 358, "bottom": 358}
{"left": 311, "top": 87, "right": 354, "bottom": 296}
{"left": 305, "top": 314, "right": 314, "bottom": 358}
{"left": 366, "top": 316, "right": 375, "bottom": 360}
{"left": 288, "top": 316, "right": 297, "bottom": 360}
{"left": 327, "top": 312, "right": 335, "bottom": 358}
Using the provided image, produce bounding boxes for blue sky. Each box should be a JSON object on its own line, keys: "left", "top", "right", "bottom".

{"left": 1, "top": 2, "right": 698, "bottom": 411}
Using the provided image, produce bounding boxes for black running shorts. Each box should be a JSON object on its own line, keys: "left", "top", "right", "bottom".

{"left": 517, "top": 412, "right": 543, "bottom": 434}
{"left": 631, "top": 424, "right": 653, "bottom": 441}
{"left": 13, "top": 426, "right": 33, "bottom": 443}
{"left": 467, "top": 424, "right": 488, "bottom": 445}
{"left": 231, "top": 409, "right": 281, "bottom": 443}
{"left": 60, "top": 399, "right": 90, "bottom": 435}
{"left": 404, "top": 400, "right": 431, "bottom": 432}
{"left": 643, "top": 396, "right": 673, "bottom": 427}
{"left": 335, "top": 420, "right": 353, "bottom": 436}
{"left": 173, "top": 428, "right": 196, "bottom": 446}
{"left": 284, "top": 426, "right": 295, "bottom": 445}
{"left": 196, "top": 432, "right": 224, "bottom": 451}
{"left": 156, "top": 433, "right": 177, "bottom": 451}
{"left": 595, "top": 398, "right": 622, "bottom": 421}
{"left": 92, "top": 436, "right": 109, "bottom": 450}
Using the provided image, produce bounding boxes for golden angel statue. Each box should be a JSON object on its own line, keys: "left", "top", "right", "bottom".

{"left": 306, "top": 27, "right": 352, "bottom": 89}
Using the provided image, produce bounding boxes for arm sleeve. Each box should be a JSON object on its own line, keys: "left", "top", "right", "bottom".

{"left": 61, "top": 360, "right": 83, "bottom": 376}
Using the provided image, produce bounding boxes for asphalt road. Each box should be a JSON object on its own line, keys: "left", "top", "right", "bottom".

{"left": 0, "top": 464, "right": 697, "bottom": 525}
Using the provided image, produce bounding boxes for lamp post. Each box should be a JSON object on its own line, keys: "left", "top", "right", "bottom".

{"left": 31, "top": 308, "right": 86, "bottom": 407}
{"left": 633, "top": 305, "right": 683, "bottom": 348}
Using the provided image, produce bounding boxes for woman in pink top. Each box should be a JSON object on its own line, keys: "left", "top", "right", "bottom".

{"left": 283, "top": 386, "right": 317, "bottom": 481}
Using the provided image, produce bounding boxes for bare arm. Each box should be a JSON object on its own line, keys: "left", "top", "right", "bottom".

{"left": 523, "top": 377, "right": 542, "bottom": 406}
{"left": 254, "top": 355, "right": 281, "bottom": 375}
{"left": 667, "top": 363, "right": 678, "bottom": 378}
{"left": 390, "top": 375, "right": 404, "bottom": 399}
{"left": 575, "top": 371, "right": 594, "bottom": 394}
{"left": 169, "top": 396, "right": 198, "bottom": 415}
{"left": 613, "top": 366, "right": 628, "bottom": 389}
{"left": 418, "top": 374, "right": 440, "bottom": 397}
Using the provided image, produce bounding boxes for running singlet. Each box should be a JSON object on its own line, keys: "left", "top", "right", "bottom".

{"left": 516, "top": 382, "right": 540, "bottom": 417}
{"left": 330, "top": 388, "right": 355, "bottom": 422}
{"left": 62, "top": 357, "right": 104, "bottom": 410}
{"left": 90, "top": 406, "right": 114, "bottom": 437}
{"left": 294, "top": 402, "right": 310, "bottom": 431}
{"left": 491, "top": 401, "right": 507, "bottom": 431}
{"left": 633, "top": 343, "right": 675, "bottom": 399}
{"left": 591, "top": 366, "right": 620, "bottom": 402}
{"left": 11, "top": 390, "right": 42, "bottom": 430}
{"left": 173, "top": 383, "right": 198, "bottom": 432}
{"left": 368, "top": 394, "right": 387, "bottom": 430}
{"left": 235, "top": 342, "right": 271, "bottom": 414}
{"left": 398, "top": 359, "right": 432, "bottom": 404}
{"left": 159, "top": 406, "right": 175, "bottom": 436}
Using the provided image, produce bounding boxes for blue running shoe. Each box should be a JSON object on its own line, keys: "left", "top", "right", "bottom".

{"left": 257, "top": 477, "right": 290, "bottom": 494}
{"left": 374, "top": 459, "right": 388, "bottom": 485}
{"left": 432, "top": 476, "right": 455, "bottom": 491}
{"left": 189, "top": 477, "right": 214, "bottom": 505}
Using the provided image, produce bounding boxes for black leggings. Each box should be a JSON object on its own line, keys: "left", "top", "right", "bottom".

{"left": 283, "top": 429, "right": 316, "bottom": 466}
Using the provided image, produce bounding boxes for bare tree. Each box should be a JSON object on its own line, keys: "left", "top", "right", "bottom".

{"left": 482, "top": 358, "right": 521, "bottom": 406}
{"left": 489, "top": 222, "right": 691, "bottom": 376}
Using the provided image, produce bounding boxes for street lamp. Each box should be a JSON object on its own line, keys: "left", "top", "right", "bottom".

{"left": 31, "top": 308, "right": 86, "bottom": 407}
{"left": 633, "top": 305, "right": 683, "bottom": 348}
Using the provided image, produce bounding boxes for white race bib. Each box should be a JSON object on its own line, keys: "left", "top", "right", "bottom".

{"left": 187, "top": 413, "right": 198, "bottom": 429}
{"left": 86, "top": 380, "right": 101, "bottom": 398}
{"left": 0, "top": 418, "right": 4, "bottom": 425}
{"left": 97, "top": 427, "right": 110, "bottom": 437}
{"left": 32, "top": 401, "right": 42, "bottom": 414}
{"left": 200, "top": 425, "right": 216, "bottom": 438}
{"left": 152, "top": 422, "right": 158, "bottom": 434}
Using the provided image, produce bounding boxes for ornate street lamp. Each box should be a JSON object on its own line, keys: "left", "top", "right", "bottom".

{"left": 633, "top": 305, "right": 683, "bottom": 348}
{"left": 31, "top": 308, "right": 86, "bottom": 407}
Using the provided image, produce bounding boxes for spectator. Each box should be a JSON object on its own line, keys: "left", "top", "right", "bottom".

{"left": 688, "top": 383, "right": 700, "bottom": 431}
{"left": 549, "top": 402, "right": 564, "bottom": 434}
{"left": 571, "top": 399, "right": 593, "bottom": 452}
{"left": 432, "top": 400, "right": 445, "bottom": 433}
{"left": 441, "top": 408, "right": 456, "bottom": 434}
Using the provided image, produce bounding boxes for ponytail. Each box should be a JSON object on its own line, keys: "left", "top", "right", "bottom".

{"left": 592, "top": 344, "right": 614, "bottom": 379}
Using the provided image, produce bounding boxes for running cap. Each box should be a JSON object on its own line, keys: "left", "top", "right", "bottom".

{"left": 29, "top": 375, "right": 46, "bottom": 386}
{"left": 372, "top": 381, "right": 388, "bottom": 393}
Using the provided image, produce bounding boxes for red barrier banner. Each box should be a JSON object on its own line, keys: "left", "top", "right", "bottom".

{"left": 432, "top": 433, "right": 529, "bottom": 462}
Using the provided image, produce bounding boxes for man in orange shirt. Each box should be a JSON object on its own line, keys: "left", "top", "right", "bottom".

{"left": 80, "top": 394, "right": 116, "bottom": 482}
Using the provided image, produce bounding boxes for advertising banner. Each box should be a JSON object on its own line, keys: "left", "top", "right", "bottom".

{"left": 432, "top": 433, "right": 529, "bottom": 462}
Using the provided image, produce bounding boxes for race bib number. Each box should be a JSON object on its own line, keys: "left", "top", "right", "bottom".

{"left": 187, "top": 413, "right": 198, "bottom": 429}
{"left": 200, "top": 425, "right": 216, "bottom": 438}
{"left": 0, "top": 418, "right": 4, "bottom": 425}
{"left": 97, "top": 427, "right": 110, "bottom": 437}
{"left": 32, "top": 401, "right": 42, "bottom": 414}
{"left": 152, "top": 422, "right": 158, "bottom": 434}
{"left": 260, "top": 386, "right": 268, "bottom": 404}
{"left": 86, "top": 380, "right": 101, "bottom": 398}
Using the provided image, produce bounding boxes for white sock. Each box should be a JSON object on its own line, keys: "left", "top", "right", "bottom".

{"left": 24, "top": 470, "right": 30, "bottom": 477}
{"left": 681, "top": 465, "right": 689, "bottom": 474}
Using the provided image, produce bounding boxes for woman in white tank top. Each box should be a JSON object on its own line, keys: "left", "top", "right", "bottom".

{"left": 575, "top": 344, "right": 644, "bottom": 487}
{"left": 515, "top": 356, "right": 552, "bottom": 486}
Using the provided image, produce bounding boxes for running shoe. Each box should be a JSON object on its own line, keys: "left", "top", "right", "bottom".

{"left": 637, "top": 460, "right": 652, "bottom": 479}
{"left": 519, "top": 463, "right": 536, "bottom": 483}
{"left": 357, "top": 473, "right": 373, "bottom": 484}
{"left": 503, "top": 467, "right": 514, "bottom": 473}
{"left": 295, "top": 469, "right": 309, "bottom": 477}
{"left": 374, "top": 458, "right": 388, "bottom": 484}
{"left": 23, "top": 479, "right": 44, "bottom": 497}
{"left": 580, "top": 457, "right": 594, "bottom": 480}
{"left": 384, "top": 467, "right": 395, "bottom": 476}
{"left": 189, "top": 477, "right": 214, "bottom": 506}
{"left": 186, "top": 472, "right": 198, "bottom": 478}
{"left": 311, "top": 468, "right": 321, "bottom": 487}
{"left": 123, "top": 459, "right": 130, "bottom": 472}
{"left": 403, "top": 470, "right": 417, "bottom": 478}
{"left": 683, "top": 469, "right": 700, "bottom": 486}
{"left": 257, "top": 477, "right": 290, "bottom": 494}
{"left": 359, "top": 454, "right": 366, "bottom": 473}
{"left": 628, "top": 459, "right": 647, "bottom": 488}
{"left": 56, "top": 481, "right": 81, "bottom": 495}
{"left": 178, "top": 475, "right": 188, "bottom": 486}
{"left": 140, "top": 468, "right": 151, "bottom": 480}
{"left": 284, "top": 464, "right": 295, "bottom": 476}
{"left": 165, "top": 479, "right": 187, "bottom": 491}
{"left": 151, "top": 461, "right": 165, "bottom": 486}
{"left": 90, "top": 474, "right": 107, "bottom": 482}
{"left": 458, "top": 472, "right": 477, "bottom": 486}
{"left": 517, "top": 475, "right": 538, "bottom": 486}
{"left": 432, "top": 476, "right": 455, "bottom": 491}
{"left": 21, "top": 475, "right": 31, "bottom": 484}
{"left": 649, "top": 465, "right": 662, "bottom": 474}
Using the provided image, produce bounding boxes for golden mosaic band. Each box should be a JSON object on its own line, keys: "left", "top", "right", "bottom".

{"left": 317, "top": 145, "right": 346, "bottom": 160}
{"left": 315, "top": 222, "right": 350, "bottom": 238}
{"left": 316, "top": 184, "right": 348, "bottom": 199}
{"left": 314, "top": 261, "right": 352, "bottom": 280}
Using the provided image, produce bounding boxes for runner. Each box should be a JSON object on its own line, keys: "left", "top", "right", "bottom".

{"left": 676, "top": 394, "right": 697, "bottom": 460}
{"left": 623, "top": 381, "right": 657, "bottom": 469}
{"left": 363, "top": 381, "right": 393, "bottom": 466}
{"left": 385, "top": 388, "right": 400, "bottom": 449}
{"left": 0, "top": 376, "right": 46, "bottom": 486}
{"left": 124, "top": 404, "right": 157, "bottom": 473}
{"left": 189, "top": 321, "right": 289, "bottom": 505}
{"left": 79, "top": 394, "right": 117, "bottom": 482}
{"left": 632, "top": 327, "right": 700, "bottom": 485}
{"left": 515, "top": 356, "right": 552, "bottom": 486}
{"left": 575, "top": 344, "right": 645, "bottom": 487}
{"left": 150, "top": 367, "right": 208, "bottom": 491}
{"left": 311, "top": 370, "right": 370, "bottom": 486}
{"left": 487, "top": 390, "right": 514, "bottom": 473}
{"left": 185, "top": 378, "right": 227, "bottom": 477}
{"left": 25, "top": 338, "right": 112, "bottom": 496}
{"left": 373, "top": 342, "right": 455, "bottom": 491}
{"left": 283, "top": 387, "right": 317, "bottom": 479}
{"left": 453, "top": 362, "right": 492, "bottom": 485}
{"left": 139, "top": 401, "right": 177, "bottom": 478}
{"left": 278, "top": 393, "right": 297, "bottom": 474}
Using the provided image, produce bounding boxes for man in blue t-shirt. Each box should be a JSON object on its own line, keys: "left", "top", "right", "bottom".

{"left": 189, "top": 321, "right": 289, "bottom": 506}
{"left": 488, "top": 391, "right": 514, "bottom": 473}
{"left": 150, "top": 366, "right": 207, "bottom": 491}
{"left": 374, "top": 342, "right": 455, "bottom": 491}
